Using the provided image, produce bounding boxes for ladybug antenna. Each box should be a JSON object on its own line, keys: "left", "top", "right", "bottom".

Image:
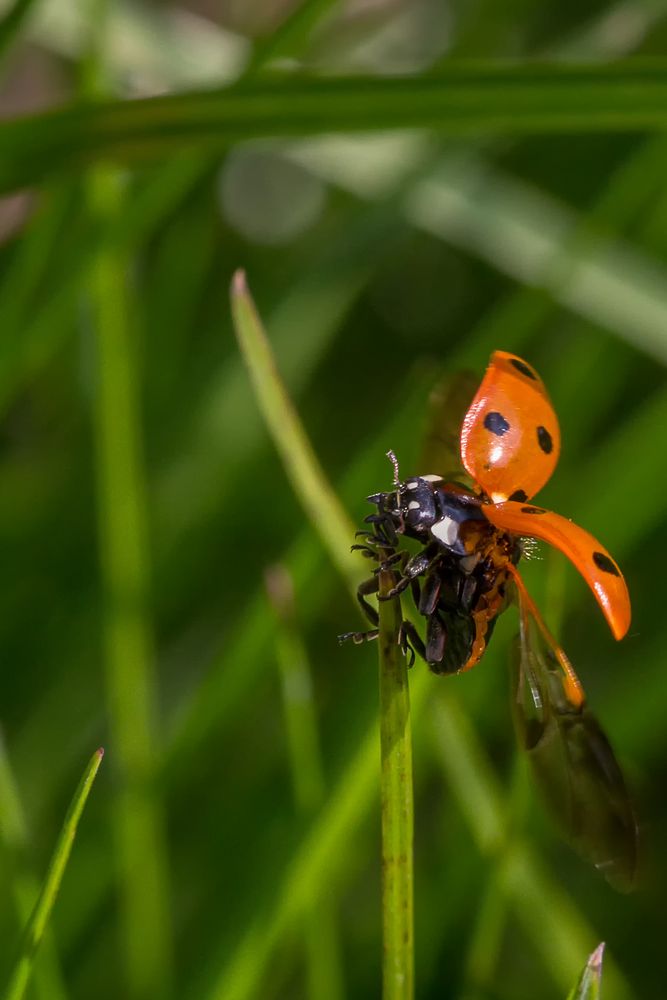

{"left": 386, "top": 449, "right": 401, "bottom": 490}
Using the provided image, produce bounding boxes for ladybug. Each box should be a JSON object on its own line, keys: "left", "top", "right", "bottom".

{"left": 340, "top": 351, "right": 637, "bottom": 889}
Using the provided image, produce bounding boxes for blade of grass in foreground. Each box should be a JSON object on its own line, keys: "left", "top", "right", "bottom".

{"left": 5, "top": 63, "right": 667, "bottom": 194}
{"left": 567, "top": 944, "right": 605, "bottom": 1000}
{"left": 3, "top": 748, "right": 104, "bottom": 1000}
{"left": 230, "top": 268, "right": 357, "bottom": 583}
{"left": 87, "top": 164, "right": 173, "bottom": 999}
{"left": 0, "top": 734, "right": 68, "bottom": 1000}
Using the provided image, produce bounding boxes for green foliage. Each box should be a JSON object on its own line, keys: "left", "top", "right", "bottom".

{"left": 0, "top": 2, "right": 664, "bottom": 999}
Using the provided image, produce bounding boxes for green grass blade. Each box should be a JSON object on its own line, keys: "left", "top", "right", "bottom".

{"left": 0, "top": 735, "right": 69, "bottom": 1000}
{"left": 230, "top": 269, "right": 357, "bottom": 584}
{"left": 5, "top": 63, "right": 667, "bottom": 193}
{"left": 2, "top": 748, "right": 104, "bottom": 1000}
{"left": 567, "top": 944, "right": 605, "bottom": 1000}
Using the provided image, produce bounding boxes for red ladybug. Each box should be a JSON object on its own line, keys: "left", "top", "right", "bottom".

{"left": 340, "top": 351, "right": 637, "bottom": 890}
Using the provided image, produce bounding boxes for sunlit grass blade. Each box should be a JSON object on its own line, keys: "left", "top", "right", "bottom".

{"left": 230, "top": 268, "right": 357, "bottom": 584}
{"left": 567, "top": 944, "right": 605, "bottom": 1000}
{"left": 2, "top": 748, "right": 104, "bottom": 1000}
{"left": 5, "top": 63, "right": 667, "bottom": 194}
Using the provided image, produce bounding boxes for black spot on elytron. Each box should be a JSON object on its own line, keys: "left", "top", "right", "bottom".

{"left": 537, "top": 426, "right": 553, "bottom": 454}
{"left": 483, "top": 411, "right": 510, "bottom": 436}
{"left": 510, "top": 357, "right": 538, "bottom": 380}
{"left": 593, "top": 551, "right": 620, "bottom": 577}
{"left": 520, "top": 505, "right": 545, "bottom": 514}
{"left": 508, "top": 489, "right": 528, "bottom": 502}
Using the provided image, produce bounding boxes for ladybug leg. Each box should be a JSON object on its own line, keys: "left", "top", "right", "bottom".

{"left": 355, "top": 573, "right": 382, "bottom": 626}
{"left": 418, "top": 569, "right": 442, "bottom": 616}
{"left": 378, "top": 550, "right": 431, "bottom": 601}
{"left": 338, "top": 627, "right": 379, "bottom": 646}
{"left": 338, "top": 573, "right": 380, "bottom": 645}
{"left": 363, "top": 512, "right": 398, "bottom": 548}
{"left": 425, "top": 613, "right": 447, "bottom": 666}
{"left": 398, "top": 620, "right": 426, "bottom": 667}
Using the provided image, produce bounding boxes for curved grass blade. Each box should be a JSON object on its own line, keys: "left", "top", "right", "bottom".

{"left": 3, "top": 749, "right": 104, "bottom": 1000}
{"left": 230, "top": 268, "right": 357, "bottom": 584}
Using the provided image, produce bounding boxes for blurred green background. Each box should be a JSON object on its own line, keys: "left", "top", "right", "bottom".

{"left": 1, "top": 1, "right": 666, "bottom": 998}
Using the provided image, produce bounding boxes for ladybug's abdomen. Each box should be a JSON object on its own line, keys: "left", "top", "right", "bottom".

{"left": 423, "top": 541, "right": 512, "bottom": 674}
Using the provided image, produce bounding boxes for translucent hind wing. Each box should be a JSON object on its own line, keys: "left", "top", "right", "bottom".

{"left": 512, "top": 586, "right": 637, "bottom": 892}
{"left": 418, "top": 370, "right": 477, "bottom": 483}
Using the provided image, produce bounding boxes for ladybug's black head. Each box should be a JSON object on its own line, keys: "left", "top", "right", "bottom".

{"left": 367, "top": 474, "right": 444, "bottom": 541}
{"left": 367, "top": 465, "right": 487, "bottom": 557}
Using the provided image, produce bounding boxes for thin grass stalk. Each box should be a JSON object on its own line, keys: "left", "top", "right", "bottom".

{"left": 2, "top": 749, "right": 104, "bottom": 1000}
{"left": 377, "top": 568, "right": 414, "bottom": 1000}
{"left": 86, "top": 163, "right": 173, "bottom": 1000}
{"left": 230, "top": 268, "right": 358, "bottom": 584}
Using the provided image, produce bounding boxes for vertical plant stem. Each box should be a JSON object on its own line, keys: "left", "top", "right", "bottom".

{"left": 87, "top": 165, "right": 172, "bottom": 999}
{"left": 378, "top": 568, "right": 414, "bottom": 1000}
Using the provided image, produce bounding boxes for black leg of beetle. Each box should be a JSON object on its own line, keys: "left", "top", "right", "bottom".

{"left": 375, "top": 551, "right": 405, "bottom": 572}
{"left": 364, "top": 513, "right": 398, "bottom": 547}
{"left": 419, "top": 570, "right": 442, "bottom": 617}
{"left": 398, "top": 620, "right": 427, "bottom": 666}
{"left": 338, "top": 628, "right": 379, "bottom": 646}
{"left": 378, "top": 550, "right": 431, "bottom": 601}
{"left": 338, "top": 574, "right": 383, "bottom": 645}
{"left": 425, "top": 613, "right": 446, "bottom": 666}
{"left": 355, "top": 573, "right": 383, "bottom": 627}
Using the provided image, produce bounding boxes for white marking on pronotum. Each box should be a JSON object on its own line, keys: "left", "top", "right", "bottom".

{"left": 422, "top": 474, "right": 442, "bottom": 483}
{"left": 430, "top": 516, "right": 459, "bottom": 548}
{"left": 406, "top": 480, "right": 419, "bottom": 490}
{"left": 408, "top": 500, "right": 420, "bottom": 510}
